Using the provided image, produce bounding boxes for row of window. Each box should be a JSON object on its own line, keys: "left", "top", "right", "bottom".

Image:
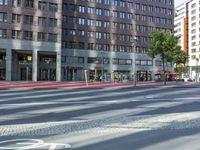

{"left": 63, "top": 56, "right": 158, "bottom": 67}
{"left": 77, "top": 5, "right": 173, "bottom": 15}
{"left": 63, "top": 15, "right": 172, "bottom": 26}
{"left": 0, "top": 29, "right": 57, "bottom": 42}
{"left": 63, "top": 29, "right": 153, "bottom": 43}
{"left": 0, "top": 13, "right": 58, "bottom": 27}
{"left": 65, "top": 0, "right": 172, "bottom": 10}
{"left": 0, "top": 0, "right": 58, "bottom": 12}
{"left": 191, "top": 54, "right": 200, "bottom": 60}
{"left": 62, "top": 41, "right": 148, "bottom": 54}
{"left": 81, "top": 0, "right": 173, "bottom": 5}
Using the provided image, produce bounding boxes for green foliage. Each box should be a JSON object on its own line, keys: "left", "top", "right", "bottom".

{"left": 148, "top": 30, "right": 187, "bottom": 84}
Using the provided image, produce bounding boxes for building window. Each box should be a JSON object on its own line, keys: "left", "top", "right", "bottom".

{"left": 61, "top": 56, "right": 66, "bottom": 63}
{"left": 0, "top": 29, "right": 7, "bottom": 38}
{"left": 78, "top": 18, "right": 85, "bottom": 25}
{"left": 104, "top": 9, "right": 110, "bottom": 16}
{"left": 12, "top": 0, "right": 20, "bottom": 6}
{"left": 0, "top": 0, "right": 7, "bottom": 5}
{"left": 38, "top": 1, "right": 46, "bottom": 11}
{"left": 68, "top": 42, "right": 76, "bottom": 48}
{"left": 68, "top": 4, "right": 76, "bottom": 11}
{"left": 78, "top": 42, "right": 85, "bottom": 49}
{"left": 88, "top": 31, "right": 94, "bottom": 38}
{"left": 96, "top": 0, "right": 102, "bottom": 4}
{"left": 37, "top": 32, "right": 46, "bottom": 41}
{"left": 49, "top": 18, "right": 57, "bottom": 27}
{"left": 87, "top": 19, "right": 94, "bottom": 26}
{"left": 112, "top": 0, "right": 118, "bottom": 6}
{"left": 191, "top": 48, "right": 196, "bottom": 53}
{"left": 12, "top": 14, "right": 21, "bottom": 23}
{"left": 119, "top": 1, "right": 125, "bottom": 7}
{"left": 24, "top": 15, "right": 33, "bottom": 25}
{"left": 112, "top": 11, "right": 118, "bottom": 18}
{"left": 24, "top": 31, "right": 33, "bottom": 40}
{"left": 88, "top": 57, "right": 101, "bottom": 64}
{"left": 147, "top": 60, "right": 153, "bottom": 66}
{"left": 25, "top": 0, "right": 34, "bottom": 8}
{"left": 38, "top": 17, "right": 46, "bottom": 27}
{"left": 119, "top": 12, "right": 125, "bottom": 19}
{"left": 191, "top": 55, "right": 196, "bottom": 59}
{"left": 88, "top": 7, "right": 94, "bottom": 14}
{"left": 12, "top": 30, "right": 21, "bottom": 39}
{"left": 48, "top": 33, "right": 57, "bottom": 42}
{"left": 78, "top": 57, "right": 84, "bottom": 63}
{"left": 96, "top": 8, "right": 102, "bottom": 15}
{"left": 96, "top": 20, "right": 102, "bottom": 27}
{"left": 104, "top": 0, "right": 110, "bottom": 5}
{"left": 79, "top": 6, "right": 85, "bottom": 13}
{"left": 88, "top": 43, "right": 94, "bottom": 50}
{"left": 95, "top": 43, "right": 102, "bottom": 50}
{"left": 49, "top": 3, "right": 58, "bottom": 12}
{"left": 112, "top": 58, "right": 118, "bottom": 64}
{"left": 0, "top": 13, "right": 7, "bottom": 22}
{"left": 96, "top": 32, "right": 102, "bottom": 39}
{"left": 156, "top": 60, "right": 162, "bottom": 66}
{"left": 78, "top": 30, "right": 85, "bottom": 36}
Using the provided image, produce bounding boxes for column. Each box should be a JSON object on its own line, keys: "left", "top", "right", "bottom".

{"left": 32, "top": 49, "right": 38, "bottom": 82}
{"left": 152, "top": 59, "right": 156, "bottom": 81}
{"left": 189, "top": 66, "right": 192, "bottom": 79}
{"left": 6, "top": 49, "right": 12, "bottom": 81}
{"left": 56, "top": 52, "right": 61, "bottom": 82}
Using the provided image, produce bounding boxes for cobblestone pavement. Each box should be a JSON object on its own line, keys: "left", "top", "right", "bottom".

{"left": 0, "top": 83, "right": 200, "bottom": 150}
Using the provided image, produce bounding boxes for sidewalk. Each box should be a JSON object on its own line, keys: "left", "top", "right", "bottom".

{"left": 0, "top": 81, "right": 181, "bottom": 89}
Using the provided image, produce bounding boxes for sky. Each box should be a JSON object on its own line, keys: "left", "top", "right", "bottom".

{"left": 175, "top": 0, "right": 185, "bottom": 6}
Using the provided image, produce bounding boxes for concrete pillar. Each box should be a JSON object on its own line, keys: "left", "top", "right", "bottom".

{"left": 32, "top": 49, "right": 38, "bottom": 82}
{"left": 189, "top": 66, "right": 192, "bottom": 79}
{"left": 6, "top": 49, "right": 12, "bottom": 81}
{"left": 109, "top": 52, "right": 114, "bottom": 82}
{"left": 56, "top": 52, "right": 61, "bottom": 82}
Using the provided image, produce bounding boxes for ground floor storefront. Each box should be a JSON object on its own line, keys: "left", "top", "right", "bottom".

{"left": 0, "top": 39, "right": 61, "bottom": 82}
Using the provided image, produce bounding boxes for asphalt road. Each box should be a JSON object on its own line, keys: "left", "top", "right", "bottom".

{"left": 0, "top": 83, "right": 200, "bottom": 150}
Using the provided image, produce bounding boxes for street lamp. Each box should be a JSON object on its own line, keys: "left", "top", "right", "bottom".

{"left": 196, "top": 58, "right": 198, "bottom": 82}
{"left": 100, "top": 51, "right": 104, "bottom": 81}
{"left": 130, "top": 36, "right": 137, "bottom": 86}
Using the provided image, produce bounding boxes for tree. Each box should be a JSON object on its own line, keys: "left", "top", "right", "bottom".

{"left": 174, "top": 51, "right": 188, "bottom": 79}
{"left": 148, "top": 31, "right": 181, "bottom": 85}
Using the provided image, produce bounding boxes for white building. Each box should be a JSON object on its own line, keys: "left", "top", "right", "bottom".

{"left": 174, "top": 0, "right": 200, "bottom": 81}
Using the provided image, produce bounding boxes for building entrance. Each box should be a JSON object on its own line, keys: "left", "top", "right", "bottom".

{"left": 0, "top": 68, "right": 5, "bottom": 80}
{"left": 20, "top": 67, "right": 32, "bottom": 81}
{"left": 0, "top": 51, "right": 6, "bottom": 80}
{"left": 39, "top": 68, "right": 56, "bottom": 81}
{"left": 38, "top": 53, "right": 56, "bottom": 81}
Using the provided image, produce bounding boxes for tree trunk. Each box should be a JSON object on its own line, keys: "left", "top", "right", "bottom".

{"left": 162, "top": 55, "right": 166, "bottom": 85}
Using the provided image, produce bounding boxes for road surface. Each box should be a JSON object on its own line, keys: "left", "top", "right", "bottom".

{"left": 0, "top": 82, "right": 199, "bottom": 150}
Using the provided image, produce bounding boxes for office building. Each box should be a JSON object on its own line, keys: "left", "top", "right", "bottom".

{"left": 61, "top": 0, "right": 174, "bottom": 82}
{"left": 175, "top": 0, "right": 200, "bottom": 81}
{"left": 0, "top": 0, "right": 174, "bottom": 81}
{"left": 0, "top": 0, "right": 62, "bottom": 81}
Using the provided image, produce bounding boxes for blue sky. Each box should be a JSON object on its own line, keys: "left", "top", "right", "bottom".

{"left": 175, "top": 0, "right": 185, "bottom": 6}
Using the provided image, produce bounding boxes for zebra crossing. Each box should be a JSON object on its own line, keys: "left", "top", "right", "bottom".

{"left": 0, "top": 83, "right": 200, "bottom": 150}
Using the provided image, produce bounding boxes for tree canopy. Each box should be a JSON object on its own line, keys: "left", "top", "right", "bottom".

{"left": 148, "top": 30, "right": 188, "bottom": 85}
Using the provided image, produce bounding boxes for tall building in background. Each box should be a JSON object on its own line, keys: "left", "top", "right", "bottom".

{"left": 0, "top": 0, "right": 62, "bottom": 81}
{"left": 61, "top": 0, "right": 174, "bottom": 82}
{"left": 175, "top": 0, "right": 200, "bottom": 81}
{"left": 174, "top": 1, "right": 188, "bottom": 54}
{"left": 0, "top": 0, "right": 174, "bottom": 82}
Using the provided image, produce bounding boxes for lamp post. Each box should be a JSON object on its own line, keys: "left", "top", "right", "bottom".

{"left": 196, "top": 58, "right": 198, "bottom": 82}
{"left": 130, "top": 36, "right": 137, "bottom": 86}
{"left": 100, "top": 51, "right": 104, "bottom": 81}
